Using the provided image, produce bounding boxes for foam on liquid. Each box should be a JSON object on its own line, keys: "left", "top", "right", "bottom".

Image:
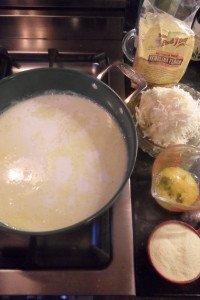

{"left": 0, "top": 93, "right": 127, "bottom": 232}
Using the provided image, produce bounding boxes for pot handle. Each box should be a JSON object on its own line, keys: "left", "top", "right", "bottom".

{"left": 97, "top": 60, "right": 147, "bottom": 104}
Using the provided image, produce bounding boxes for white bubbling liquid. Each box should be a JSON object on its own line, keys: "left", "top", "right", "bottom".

{"left": 0, "top": 93, "right": 127, "bottom": 232}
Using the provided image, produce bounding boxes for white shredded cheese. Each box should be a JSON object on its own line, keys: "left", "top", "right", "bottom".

{"left": 136, "top": 86, "right": 200, "bottom": 147}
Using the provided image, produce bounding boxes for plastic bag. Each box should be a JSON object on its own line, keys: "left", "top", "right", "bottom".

{"left": 133, "top": 0, "right": 200, "bottom": 86}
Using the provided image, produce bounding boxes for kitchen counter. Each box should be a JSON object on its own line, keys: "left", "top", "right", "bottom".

{"left": 130, "top": 59, "right": 200, "bottom": 297}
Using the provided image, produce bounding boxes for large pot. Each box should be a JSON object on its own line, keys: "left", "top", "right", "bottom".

{"left": 0, "top": 61, "right": 146, "bottom": 234}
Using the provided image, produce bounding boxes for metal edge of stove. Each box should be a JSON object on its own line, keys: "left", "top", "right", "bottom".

{"left": 0, "top": 181, "right": 135, "bottom": 296}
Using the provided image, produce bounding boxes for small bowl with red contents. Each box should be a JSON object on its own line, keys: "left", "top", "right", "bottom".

{"left": 148, "top": 220, "right": 200, "bottom": 284}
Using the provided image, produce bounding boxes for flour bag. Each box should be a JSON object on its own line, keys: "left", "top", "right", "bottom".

{"left": 133, "top": 0, "right": 200, "bottom": 86}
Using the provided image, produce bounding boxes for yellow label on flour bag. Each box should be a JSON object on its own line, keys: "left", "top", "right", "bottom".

{"left": 134, "top": 12, "right": 195, "bottom": 86}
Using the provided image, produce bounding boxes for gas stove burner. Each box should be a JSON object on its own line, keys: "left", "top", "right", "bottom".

{"left": 0, "top": 210, "right": 111, "bottom": 270}
{"left": 0, "top": 184, "right": 134, "bottom": 295}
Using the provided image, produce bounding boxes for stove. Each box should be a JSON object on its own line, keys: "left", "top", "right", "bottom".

{"left": 0, "top": 1, "right": 137, "bottom": 296}
{"left": 0, "top": 184, "right": 134, "bottom": 295}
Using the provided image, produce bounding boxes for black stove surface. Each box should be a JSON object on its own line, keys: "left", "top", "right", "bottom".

{"left": 131, "top": 61, "right": 200, "bottom": 297}
{"left": 0, "top": 2, "right": 136, "bottom": 296}
{"left": 132, "top": 150, "right": 200, "bottom": 297}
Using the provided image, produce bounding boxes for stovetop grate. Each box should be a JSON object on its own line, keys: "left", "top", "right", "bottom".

{"left": 0, "top": 210, "right": 111, "bottom": 270}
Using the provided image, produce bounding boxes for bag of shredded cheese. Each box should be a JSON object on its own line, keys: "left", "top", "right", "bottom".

{"left": 133, "top": 0, "right": 199, "bottom": 86}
